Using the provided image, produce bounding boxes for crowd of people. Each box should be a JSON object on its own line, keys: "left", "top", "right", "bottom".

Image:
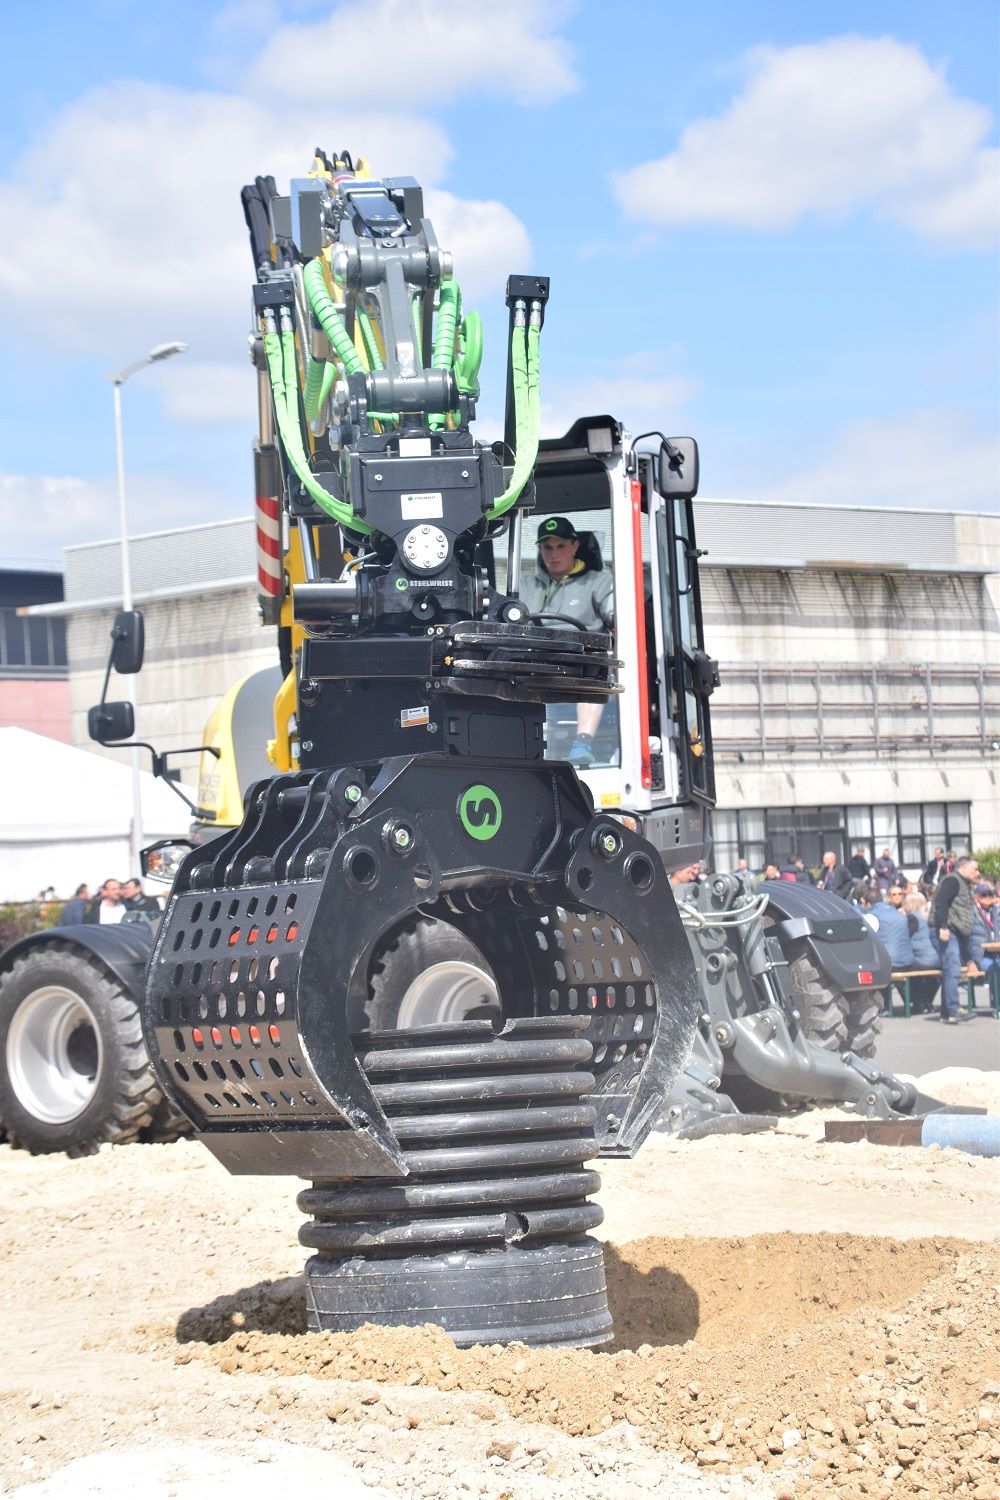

{"left": 45, "top": 878, "right": 162, "bottom": 926}
{"left": 743, "top": 847, "right": 997, "bottom": 1024}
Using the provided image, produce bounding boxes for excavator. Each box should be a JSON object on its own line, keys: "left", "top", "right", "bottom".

{"left": 0, "top": 150, "right": 941, "bottom": 1349}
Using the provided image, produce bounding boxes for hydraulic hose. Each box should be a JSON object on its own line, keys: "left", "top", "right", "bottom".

{"left": 303, "top": 259, "right": 365, "bottom": 377}
{"left": 454, "top": 310, "right": 483, "bottom": 396}
{"left": 488, "top": 305, "right": 541, "bottom": 520}
{"left": 262, "top": 318, "right": 370, "bottom": 534}
{"left": 303, "top": 355, "right": 327, "bottom": 424}
{"left": 432, "top": 281, "right": 461, "bottom": 371}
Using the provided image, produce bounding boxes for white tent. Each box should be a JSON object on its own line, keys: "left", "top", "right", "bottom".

{"left": 0, "top": 728, "right": 197, "bottom": 901}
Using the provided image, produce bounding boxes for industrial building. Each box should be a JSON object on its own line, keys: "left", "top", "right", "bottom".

{"left": 37, "top": 497, "right": 1000, "bottom": 876}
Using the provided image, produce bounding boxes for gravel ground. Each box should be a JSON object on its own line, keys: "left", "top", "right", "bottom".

{"left": 1, "top": 1067, "right": 998, "bottom": 1500}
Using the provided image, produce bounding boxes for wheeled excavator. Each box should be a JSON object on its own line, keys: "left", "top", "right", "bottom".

{"left": 0, "top": 150, "right": 943, "bottom": 1348}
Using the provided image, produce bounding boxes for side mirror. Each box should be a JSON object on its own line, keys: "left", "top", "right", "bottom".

{"left": 88, "top": 701, "right": 135, "bottom": 744}
{"left": 657, "top": 438, "right": 699, "bottom": 500}
{"left": 110, "top": 610, "right": 144, "bottom": 675}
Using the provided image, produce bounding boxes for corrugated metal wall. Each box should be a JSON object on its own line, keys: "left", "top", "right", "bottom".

{"left": 64, "top": 519, "right": 257, "bottom": 601}
{"left": 694, "top": 501, "right": 959, "bottom": 567}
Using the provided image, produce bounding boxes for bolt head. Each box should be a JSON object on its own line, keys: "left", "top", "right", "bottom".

{"left": 600, "top": 833, "right": 618, "bottom": 855}
{"left": 393, "top": 827, "right": 412, "bottom": 850}
{"left": 345, "top": 783, "right": 363, "bottom": 804}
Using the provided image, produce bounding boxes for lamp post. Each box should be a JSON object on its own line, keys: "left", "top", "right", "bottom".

{"left": 108, "top": 341, "right": 187, "bottom": 871}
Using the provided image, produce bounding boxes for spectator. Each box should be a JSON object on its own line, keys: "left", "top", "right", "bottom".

{"left": 873, "top": 848, "right": 897, "bottom": 894}
{"left": 669, "top": 861, "right": 701, "bottom": 887}
{"left": 871, "top": 879, "right": 930, "bottom": 1011}
{"left": 736, "top": 857, "right": 749, "bottom": 873}
{"left": 848, "top": 847, "right": 871, "bottom": 881}
{"left": 973, "top": 882, "right": 997, "bottom": 974}
{"left": 122, "top": 877, "right": 162, "bottom": 917}
{"left": 792, "top": 856, "right": 810, "bottom": 884}
{"left": 520, "top": 517, "right": 613, "bottom": 767}
{"left": 931, "top": 856, "right": 985, "bottom": 1023}
{"left": 920, "top": 847, "right": 950, "bottom": 888}
{"left": 84, "top": 879, "right": 127, "bottom": 926}
{"left": 778, "top": 859, "right": 799, "bottom": 882}
{"left": 817, "top": 850, "right": 853, "bottom": 899}
{"left": 761, "top": 862, "right": 780, "bottom": 881}
{"left": 57, "top": 883, "right": 90, "bottom": 926}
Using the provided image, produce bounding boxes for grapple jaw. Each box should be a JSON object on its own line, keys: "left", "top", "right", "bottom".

{"left": 142, "top": 755, "right": 701, "bottom": 1176}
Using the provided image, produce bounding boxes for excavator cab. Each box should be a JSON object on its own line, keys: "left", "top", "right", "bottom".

{"left": 481, "top": 415, "right": 715, "bottom": 872}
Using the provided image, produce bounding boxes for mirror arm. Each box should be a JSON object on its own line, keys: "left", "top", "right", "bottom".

{"left": 149, "top": 745, "right": 222, "bottom": 815}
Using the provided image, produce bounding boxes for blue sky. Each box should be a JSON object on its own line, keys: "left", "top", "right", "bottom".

{"left": 0, "top": 0, "right": 996, "bottom": 567}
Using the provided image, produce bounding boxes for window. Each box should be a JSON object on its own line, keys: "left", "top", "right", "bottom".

{"left": 0, "top": 609, "right": 67, "bottom": 674}
{"left": 709, "top": 801, "right": 972, "bottom": 876}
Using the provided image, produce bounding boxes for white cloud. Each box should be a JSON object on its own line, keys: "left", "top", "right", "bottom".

{"left": 160, "top": 361, "right": 256, "bottom": 427}
{"left": 615, "top": 36, "right": 998, "bottom": 250}
{"left": 0, "top": 470, "right": 244, "bottom": 564}
{"left": 541, "top": 352, "right": 700, "bottom": 441}
{"left": 0, "top": 82, "right": 454, "bottom": 361}
{"left": 740, "top": 408, "right": 1000, "bottom": 509}
{"left": 247, "top": 0, "right": 579, "bottom": 106}
{"left": 424, "top": 190, "right": 533, "bottom": 300}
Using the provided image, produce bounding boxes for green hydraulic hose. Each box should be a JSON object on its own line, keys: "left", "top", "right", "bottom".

{"left": 454, "top": 310, "right": 483, "bottom": 396}
{"left": 488, "top": 314, "right": 541, "bottom": 519}
{"left": 357, "top": 305, "right": 400, "bottom": 426}
{"left": 357, "top": 306, "right": 385, "bottom": 370}
{"left": 263, "top": 322, "right": 370, "bottom": 534}
{"left": 303, "top": 355, "right": 327, "bottom": 424}
{"left": 317, "top": 357, "right": 338, "bottom": 414}
{"left": 432, "top": 280, "right": 461, "bottom": 370}
{"left": 303, "top": 259, "right": 365, "bottom": 376}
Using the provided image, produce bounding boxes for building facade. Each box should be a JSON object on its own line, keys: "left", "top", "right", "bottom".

{"left": 38, "top": 500, "right": 1000, "bottom": 875}
{"left": 0, "top": 568, "right": 70, "bottom": 742}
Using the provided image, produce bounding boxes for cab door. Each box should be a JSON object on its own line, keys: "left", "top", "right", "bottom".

{"left": 648, "top": 473, "right": 717, "bottom": 809}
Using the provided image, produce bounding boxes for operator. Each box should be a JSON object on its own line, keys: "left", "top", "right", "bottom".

{"left": 520, "top": 517, "right": 614, "bottom": 768}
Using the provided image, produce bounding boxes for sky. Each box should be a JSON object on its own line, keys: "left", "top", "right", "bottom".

{"left": 0, "top": 0, "right": 996, "bottom": 568}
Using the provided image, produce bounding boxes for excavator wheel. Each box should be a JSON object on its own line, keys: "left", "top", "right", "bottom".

{"left": 0, "top": 944, "right": 161, "bottom": 1156}
{"left": 358, "top": 918, "right": 500, "bottom": 1032}
{"left": 785, "top": 949, "right": 880, "bottom": 1059}
{"left": 140, "top": 1093, "right": 194, "bottom": 1146}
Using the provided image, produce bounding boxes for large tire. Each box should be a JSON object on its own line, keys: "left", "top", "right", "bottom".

{"left": 785, "top": 950, "right": 880, "bottom": 1059}
{"left": 0, "top": 943, "right": 160, "bottom": 1156}
{"left": 140, "top": 1093, "right": 194, "bottom": 1146}
{"left": 356, "top": 918, "right": 500, "bottom": 1032}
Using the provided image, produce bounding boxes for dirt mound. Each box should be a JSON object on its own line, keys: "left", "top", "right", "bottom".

{"left": 170, "top": 1233, "right": 999, "bottom": 1497}
{"left": 2, "top": 1088, "right": 999, "bottom": 1498}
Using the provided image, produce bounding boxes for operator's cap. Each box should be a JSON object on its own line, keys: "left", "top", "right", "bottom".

{"left": 537, "top": 516, "right": 577, "bottom": 542}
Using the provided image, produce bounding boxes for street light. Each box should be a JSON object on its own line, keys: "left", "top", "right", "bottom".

{"left": 107, "top": 341, "right": 188, "bottom": 870}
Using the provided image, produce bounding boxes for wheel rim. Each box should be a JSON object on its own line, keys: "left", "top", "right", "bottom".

{"left": 6, "top": 986, "right": 102, "bottom": 1123}
{"left": 397, "top": 960, "right": 500, "bottom": 1028}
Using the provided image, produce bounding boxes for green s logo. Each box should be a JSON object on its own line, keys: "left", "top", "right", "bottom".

{"left": 458, "top": 784, "right": 503, "bottom": 841}
{"left": 544, "top": 518, "right": 558, "bottom": 532}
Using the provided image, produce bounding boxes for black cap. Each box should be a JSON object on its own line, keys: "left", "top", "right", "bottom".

{"left": 537, "top": 517, "right": 577, "bottom": 542}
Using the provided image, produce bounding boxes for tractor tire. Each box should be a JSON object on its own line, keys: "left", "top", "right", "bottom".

{"left": 785, "top": 951, "right": 881, "bottom": 1060}
{"left": 842, "top": 990, "right": 882, "bottom": 1060}
{"left": 0, "top": 943, "right": 160, "bottom": 1156}
{"left": 140, "top": 1093, "right": 194, "bottom": 1145}
{"left": 786, "top": 952, "right": 847, "bottom": 1051}
{"left": 357, "top": 918, "right": 500, "bottom": 1032}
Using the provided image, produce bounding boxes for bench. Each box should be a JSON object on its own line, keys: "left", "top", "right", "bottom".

{"left": 886, "top": 965, "right": 1000, "bottom": 1019}
{"left": 886, "top": 969, "right": 939, "bottom": 1019}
